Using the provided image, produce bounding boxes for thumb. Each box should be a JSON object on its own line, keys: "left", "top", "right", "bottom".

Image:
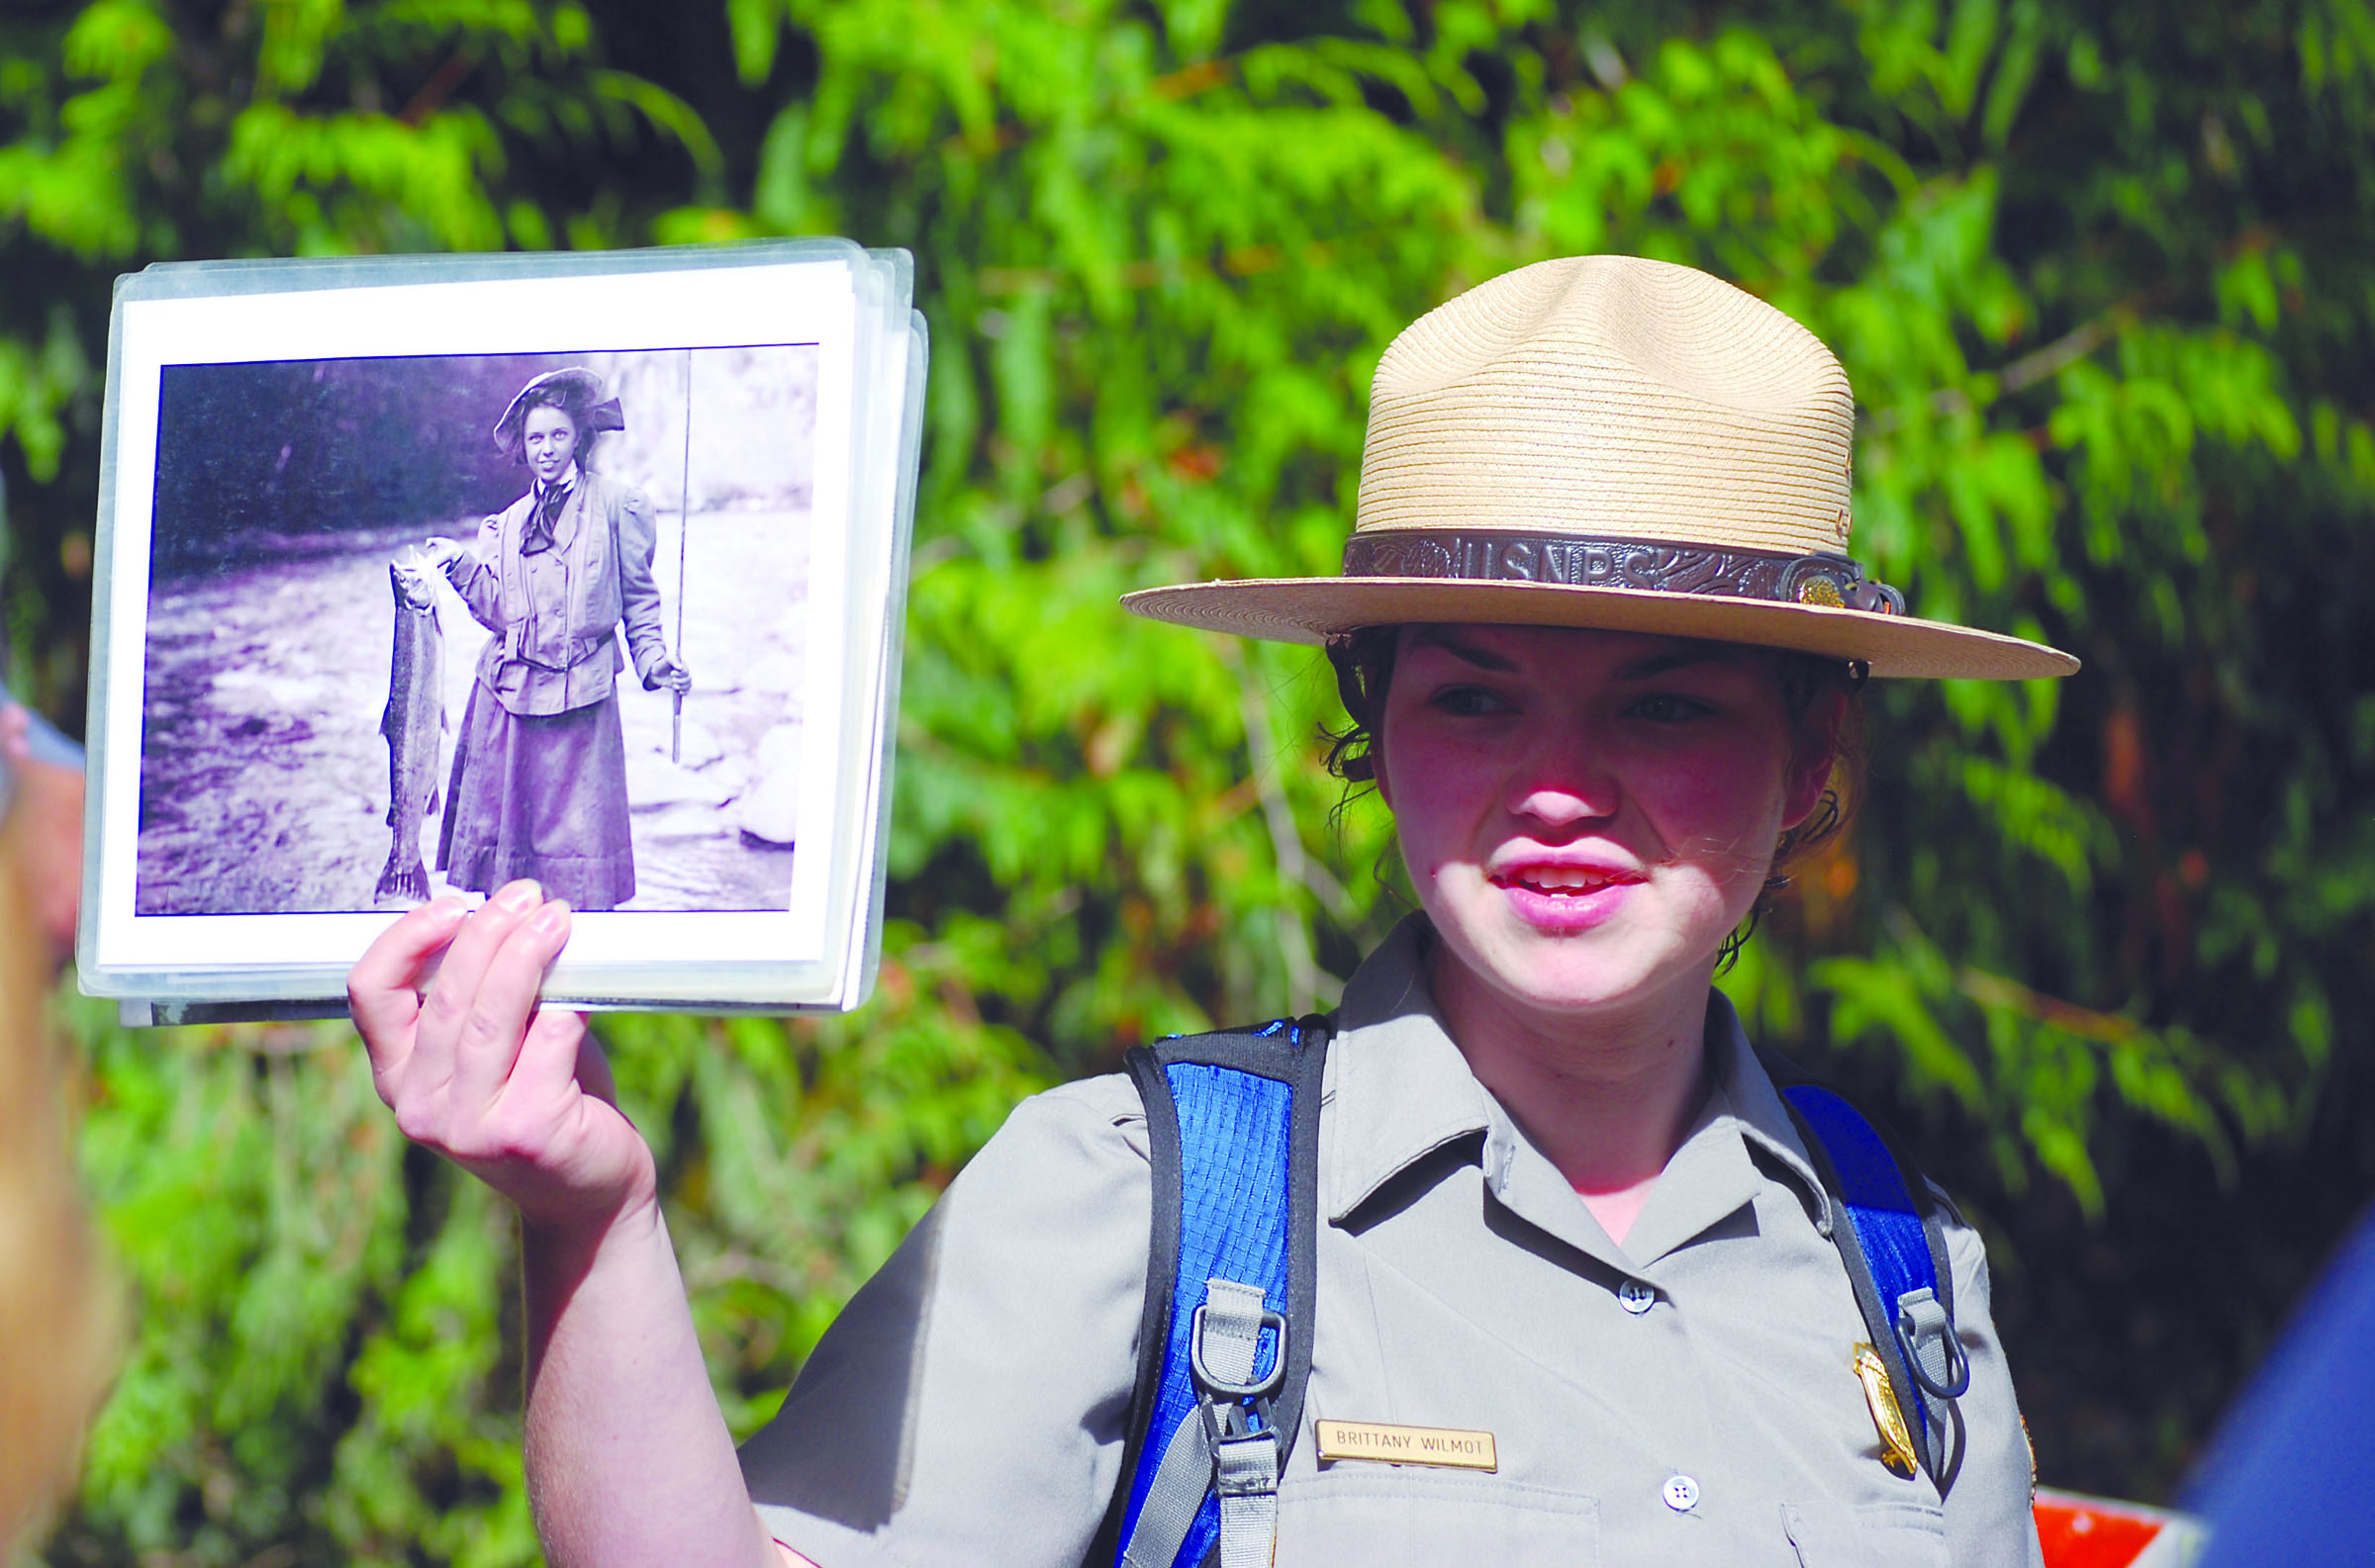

{"left": 573, "top": 1030, "right": 623, "bottom": 1109}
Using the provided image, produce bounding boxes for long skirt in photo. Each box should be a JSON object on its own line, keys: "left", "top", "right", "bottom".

{"left": 437, "top": 682, "right": 635, "bottom": 910}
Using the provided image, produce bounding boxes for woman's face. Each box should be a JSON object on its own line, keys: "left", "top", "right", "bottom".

{"left": 1372, "top": 623, "right": 1840, "bottom": 1036}
{"left": 522, "top": 404, "right": 579, "bottom": 486}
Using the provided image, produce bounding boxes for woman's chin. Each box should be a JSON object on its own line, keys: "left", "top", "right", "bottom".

{"left": 1431, "top": 899, "right": 1739, "bottom": 1022}
{"left": 1491, "top": 959, "right": 1678, "bottom": 1020}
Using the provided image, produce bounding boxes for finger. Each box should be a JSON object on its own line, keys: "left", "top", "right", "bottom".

{"left": 414, "top": 879, "right": 543, "bottom": 1091}
{"left": 447, "top": 895, "right": 572, "bottom": 1107}
{"left": 0, "top": 704, "right": 28, "bottom": 765}
{"left": 348, "top": 896, "right": 470, "bottom": 1087}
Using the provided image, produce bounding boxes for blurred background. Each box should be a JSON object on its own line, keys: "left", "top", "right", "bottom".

{"left": 1, "top": 0, "right": 2370, "bottom": 1561}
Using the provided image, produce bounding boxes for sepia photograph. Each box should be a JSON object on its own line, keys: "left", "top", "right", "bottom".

{"left": 133, "top": 343, "right": 820, "bottom": 918}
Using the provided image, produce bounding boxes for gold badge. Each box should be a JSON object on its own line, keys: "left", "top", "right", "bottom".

{"left": 1314, "top": 1418, "right": 1498, "bottom": 1473}
{"left": 1853, "top": 1344, "right": 1920, "bottom": 1479}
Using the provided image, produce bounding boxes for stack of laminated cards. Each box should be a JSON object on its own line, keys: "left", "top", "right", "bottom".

{"left": 78, "top": 241, "right": 925, "bottom": 1020}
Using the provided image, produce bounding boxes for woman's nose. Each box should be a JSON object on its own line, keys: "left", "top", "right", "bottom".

{"left": 1503, "top": 716, "right": 1620, "bottom": 826}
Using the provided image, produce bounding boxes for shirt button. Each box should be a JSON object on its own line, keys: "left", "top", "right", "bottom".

{"left": 1617, "top": 1279, "right": 1657, "bottom": 1315}
{"left": 1662, "top": 1474, "right": 1700, "bottom": 1513}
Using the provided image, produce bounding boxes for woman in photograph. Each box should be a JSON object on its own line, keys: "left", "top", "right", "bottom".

{"left": 353, "top": 258, "right": 2063, "bottom": 1564}
{"left": 425, "top": 367, "right": 692, "bottom": 912}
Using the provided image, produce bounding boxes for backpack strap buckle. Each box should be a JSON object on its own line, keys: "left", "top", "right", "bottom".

{"left": 1191, "top": 1278, "right": 1286, "bottom": 1568}
{"left": 1198, "top": 1381, "right": 1282, "bottom": 1568}
{"left": 1895, "top": 1287, "right": 1972, "bottom": 1399}
{"left": 1190, "top": 1278, "right": 1288, "bottom": 1401}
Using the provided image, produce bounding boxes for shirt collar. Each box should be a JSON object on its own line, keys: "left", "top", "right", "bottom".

{"left": 1321, "top": 919, "right": 1833, "bottom": 1254}
{"left": 1699, "top": 989, "right": 1833, "bottom": 1230}
{"left": 1322, "top": 915, "right": 1496, "bottom": 1223}
{"left": 1611, "top": 995, "right": 1833, "bottom": 1263}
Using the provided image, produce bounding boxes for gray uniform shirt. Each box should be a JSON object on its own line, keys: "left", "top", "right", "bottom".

{"left": 742, "top": 919, "right": 2042, "bottom": 1566}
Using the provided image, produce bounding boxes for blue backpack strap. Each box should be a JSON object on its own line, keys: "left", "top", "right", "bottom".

{"left": 1096, "top": 1015, "right": 1332, "bottom": 1568}
{"left": 1758, "top": 1046, "right": 1969, "bottom": 1491}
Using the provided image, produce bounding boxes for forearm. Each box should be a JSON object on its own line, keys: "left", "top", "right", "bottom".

{"left": 351, "top": 896, "right": 799, "bottom": 1565}
{"left": 620, "top": 615, "right": 671, "bottom": 683}
{"left": 444, "top": 557, "right": 505, "bottom": 632}
{"left": 522, "top": 1200, "right": 778, "bottom": 1568}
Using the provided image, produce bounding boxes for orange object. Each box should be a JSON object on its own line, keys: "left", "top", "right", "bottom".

{"left": 2035, "top": 1488, "right": 2208, "bottom": 1568}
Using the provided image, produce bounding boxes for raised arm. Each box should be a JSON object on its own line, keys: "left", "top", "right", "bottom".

{"left": 348, "top": 886, "right": 801, "bottom": 1568}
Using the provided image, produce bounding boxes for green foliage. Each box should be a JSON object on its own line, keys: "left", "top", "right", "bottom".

{"left": 6, "top": 0, "right": 2374, "bottom": 1547}
{"left": 59, "top": 997, "right": 507, "bottom": 1565}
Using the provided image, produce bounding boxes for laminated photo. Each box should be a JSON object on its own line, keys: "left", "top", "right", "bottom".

{"left": 80, "top": 244, "right": 923, "bottom": 1012}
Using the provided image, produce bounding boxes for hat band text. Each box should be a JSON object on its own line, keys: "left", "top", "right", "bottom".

{"left": 1341, "top": 529, "right": 1906, "bottom": 614}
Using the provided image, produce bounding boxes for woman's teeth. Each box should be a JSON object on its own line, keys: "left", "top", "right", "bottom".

{"left": 1507, "top": 869, "right": 1625, "bottom": 894}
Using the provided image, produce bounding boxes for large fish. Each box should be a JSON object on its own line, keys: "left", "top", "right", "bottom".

{"left": 373, "top": 551, "right": 445, "bottom": 905}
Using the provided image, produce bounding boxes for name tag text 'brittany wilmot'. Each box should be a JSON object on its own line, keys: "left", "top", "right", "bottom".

{"left": 1312, "top": 1419, "right": 1498, "bottom": 1473}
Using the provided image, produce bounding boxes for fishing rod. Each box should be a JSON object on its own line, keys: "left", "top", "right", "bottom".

{"left": 673, "top": 349, "right": 691, "bottom": 764}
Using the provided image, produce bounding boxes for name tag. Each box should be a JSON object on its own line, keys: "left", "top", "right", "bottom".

{"left": 1313, "top": 1418, "right": 1498, "bottom": 1472}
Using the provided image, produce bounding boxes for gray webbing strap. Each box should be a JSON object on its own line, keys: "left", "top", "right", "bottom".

{"left": 1198, "top": 1279, "right": 1267, "bottom": 1386}
{"left": 1118, "top": 1279, "right": 1276, "bottom": 1568}
{"left": 1215, "top": 1431, "right": 1280, "bottom": 1568}
{"left": 1899, "top": 1290, "right": 1952, "bottom": 1386}
{"left": 1121, "top": 1415, "right": 1216, "bottom": 1568}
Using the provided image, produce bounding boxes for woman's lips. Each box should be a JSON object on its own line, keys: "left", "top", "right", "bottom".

{"left": 1489, "top": 866, "right": 1645, "bottom": 931}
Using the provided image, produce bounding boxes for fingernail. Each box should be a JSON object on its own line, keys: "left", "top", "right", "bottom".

{"left": 531, "top": 899, "right": 572, "bottom": 934}
{"left": 495, "top": 879, "right": 542, "bottom": 913}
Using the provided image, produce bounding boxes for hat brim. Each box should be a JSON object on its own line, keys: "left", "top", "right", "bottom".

{"left": 1121, "top": 577, "right": 2077, "bottom": 680}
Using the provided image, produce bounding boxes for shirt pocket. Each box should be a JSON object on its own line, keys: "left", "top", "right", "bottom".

{"left": 1275, "top": 1467, "right": 1598, "bottom": 1566}
{"left": 1780, "top": 1499, "right": 1949, "bottom": 1568}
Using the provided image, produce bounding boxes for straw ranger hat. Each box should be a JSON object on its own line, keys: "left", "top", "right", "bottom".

{"left": 493, "top": 366, "right": 626, "bottom": 455}
{"left": 1122, "top": 256, "right": 2075, "bottom": 681}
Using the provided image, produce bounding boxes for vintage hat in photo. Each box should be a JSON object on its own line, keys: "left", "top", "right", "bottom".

{"left": 1123, "top": 255, "right": 2076, "bottom": 680}
{"left": 492, "top": 366, "right": 626, "bottom": 454}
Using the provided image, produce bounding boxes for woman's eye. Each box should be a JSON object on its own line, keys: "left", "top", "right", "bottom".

{"left": 1431, "top": 686, "right": 1511, "bottom": 717}
{"left": 1627, "top": 692, "right": 1714, "bottom": 723}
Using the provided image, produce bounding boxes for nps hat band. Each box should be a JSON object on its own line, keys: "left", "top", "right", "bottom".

{"left": 1342, "top": 529, "right": 1908, "bottom": 615}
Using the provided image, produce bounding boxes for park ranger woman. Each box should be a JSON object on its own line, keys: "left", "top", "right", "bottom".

{"left": 352, "top": 256, "right": 2062, "bottom": 1565}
